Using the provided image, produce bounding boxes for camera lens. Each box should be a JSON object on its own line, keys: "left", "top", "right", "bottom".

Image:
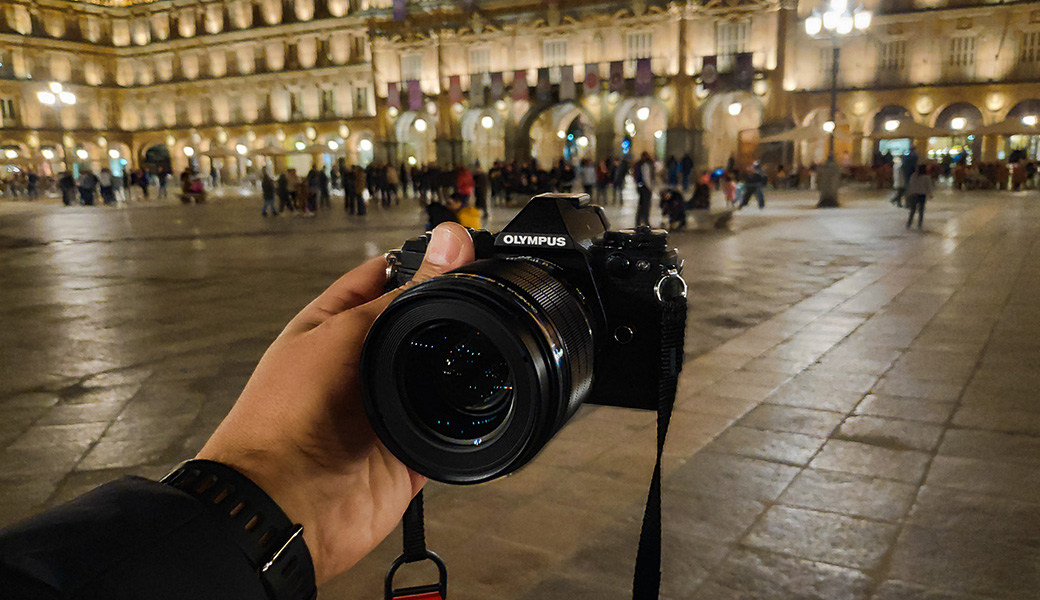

{"left": 401, "top": 322, "right": 514, "bottom": 444}
{"left": 361, "top": 259, "right": 594, "bottom": 484}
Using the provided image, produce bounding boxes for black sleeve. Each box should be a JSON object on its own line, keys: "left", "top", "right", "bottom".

{"left": 0, "top": 477, "right": 270, "bottom": 600}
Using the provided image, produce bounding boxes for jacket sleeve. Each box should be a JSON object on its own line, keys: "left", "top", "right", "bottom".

{"left": 0, "top": 476, "right": 270, "bottom": 600}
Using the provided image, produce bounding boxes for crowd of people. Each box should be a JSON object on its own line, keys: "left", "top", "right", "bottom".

{"left": 0, "top": 167, "right": 171, "bottom": 206}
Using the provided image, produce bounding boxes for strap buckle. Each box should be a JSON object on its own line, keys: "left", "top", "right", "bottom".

{"left": 384, "top": 549, "right": 448, "bottom": 600}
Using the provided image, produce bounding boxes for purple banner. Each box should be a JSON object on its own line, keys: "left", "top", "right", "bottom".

{"left": 608, "top": 61, "right": 624, "bottom": 93}
{"left": 634, "top": 57, "right": 653, "bottom": 96}
{"left": 393, "top": 0, "right": 406, "bottom": 20}
{"left": 512, "top": 69, "right": 528, "bottom": 101}
{"left": 407, "top": 79, "right": 422, "bottom": 111}
{"left": 387, "top": 82, "right": 400, "bottom": 109}
{"left": 701, "top": 56, "right": 719, "bottom": 90}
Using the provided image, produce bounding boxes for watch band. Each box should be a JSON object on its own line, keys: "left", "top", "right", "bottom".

{"left": 162, "top": 459, "right": 317, "bottom": 600}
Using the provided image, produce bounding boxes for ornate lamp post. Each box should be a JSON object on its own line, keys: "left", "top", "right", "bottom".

{"left": 804, "top": 0, "right": 871, "bottom": 207}
{"left": 36, "top": 82, "right": 77, "bottom": 170}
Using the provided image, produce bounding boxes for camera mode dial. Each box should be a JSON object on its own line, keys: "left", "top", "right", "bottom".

{"left": 605, "top": 226, "right": 668, "bottom": 250}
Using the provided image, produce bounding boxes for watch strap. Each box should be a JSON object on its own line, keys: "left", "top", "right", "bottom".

{"left": 162, "top": 459, "right": 317, "bottom": 600}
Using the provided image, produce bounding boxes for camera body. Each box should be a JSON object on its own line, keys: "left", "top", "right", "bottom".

{"left": 385, "top": 193, "right": 687, "bottom": 413}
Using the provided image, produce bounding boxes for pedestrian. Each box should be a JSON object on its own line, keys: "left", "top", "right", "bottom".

{"left": 306, "top": 166, "right": 321, "bottom": 213}
{"left": 612, "top": 158, "right": 628, "bottom": 205}
{"left": 659, "top": 189, "right": 686, "bottom": 230}
{"left": 905, "top": 164, "right": 932, "bottom": 230}
{"left": 261, "top": 170, "right": 277, "bottom": 216}
{"left": 891, "top": 148, "right": 918, "bottom": 207}
{"left": 26, "top": 171, "right": 38, "bottom": 201}
{"left": 59, "top": 171, "right": 77, "bottom": 206}
{"left": 136, "top": 169, "right": 149, "bottom": 200}
{"left": 472, "top": 162, "right": 489, "bottom": 220}
{"left": 456, "top": 165, "right": 475, "bottom": 204}
{"left": 78, "top": 169, "right": 98, "bottom": 205}
{"left": 98, "top": 168, "right": 115, "bottom": 205}
{"left": 319, "top": 167, "right": 331, "bottom": 209}
{"left": 276, "top": 171, "right": 292, "bottom": 213}
{"left": 580, "top": 159, "right": 596, "bottom": 198}
{"left": 738, "top": 163, "right": 767, "bottom": 210}
{"left": 721, "top": 171, "right": 737, "bottom": 207}
{"left": 157, "top": 169, "right": 169, "bottom": 200}
{"left": 634, "top": 152, "right": 655, "bottom": 227}
{"left": 680, "top": 153, "right": 694, "bottom": 191}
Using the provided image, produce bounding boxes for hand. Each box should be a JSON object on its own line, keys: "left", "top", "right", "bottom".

{"left": 197, "top": 223, "right": 476, "bottom": 584}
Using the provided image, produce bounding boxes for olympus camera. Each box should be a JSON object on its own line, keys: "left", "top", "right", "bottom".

{"left": 360, "top": 193, "right": 687, "bottom": 484}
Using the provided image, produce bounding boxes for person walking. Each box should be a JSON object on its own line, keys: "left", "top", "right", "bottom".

{"left": 634, "top": 152, "right": 655, "bottom": 227}
{"left": 59, "top": 171, "right": 77, "bottom": 206}
{"left": 905, "top": 164, "right": 933, "bottom": 230}
{"left": 612, "top": 157, "right": 628, "bottom": 206}
{"left": 261, "top": 170, "right": 277, "bottom": 216}
{"left": 98, "top": 168, "right": 115, "bottom": 205}
{"left": 26, "top": 171, "right": 39, "bottom": 201}
{"left": 580, "top": 159, "right": 596, "bottom": 198}
{"left": 891, "top": 148, "right": 918, "bottom": 207}
{"left": 276, "top": 171, "right": 292, "bottom": 213}
{"left": 738, "top": 163, "right": 767, "bottom": 210}
{"left": 472, "top": 162, "right": 489, "bottom": 220}
{"left": 78, "top": 169, "right": 98, "bottom": 205}
{"left": 680, "top": 153, "right": 694, "bottom": 192}
{"left": 157, "top": 169, "right": 169, "bottom": 200}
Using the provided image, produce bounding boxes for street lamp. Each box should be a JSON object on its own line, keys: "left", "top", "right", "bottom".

{"left": 805, "top": 0, "right": 872, "bottom": 207}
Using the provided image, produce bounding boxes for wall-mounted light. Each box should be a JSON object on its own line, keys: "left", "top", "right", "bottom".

{"left": 358, "top": 139, "right": 373, "bottom": 152}
{"left": 822, "top": 120, "right": 836, "bottom": 132}
{"left": 328, "top": 140, "right": 340, "bottom": 151}
{"left": 236, "top": 144, "right": 248, "bottom": 155}
{"left": 884, "top": 119, "right": 900, "bottom": 132}
{"left": 653, "top": 130, "right": 664, "bottom": 139}
{"left": 481, "top": 115, "right": 494, "bottom": 130}
{"left": 414, "top": 118, "right": 428, "bottom": 132}
{"left": 950, "top": 117, "right": 967, "bottom": 130}
{"left": 76, "top": 148, "right": 89, "bottom": 159}
{"left": 295, "top": 141, "right": 307, "bottom": 151}
{"left": 1022, "top": 115, "right": 1038, "bottom": 127}
{"left": 636, "top": 106, "right": 650, "bottom": 121}
{"left": 556, "top": 130, "right": 566, "bottom": 139}
{"left": 728, "top": 102, "right": 742, "bottom": 116}
{"left": 109, "top": 149, "right": 120, "bottom": 159}
{"left": 184, "top": 146, "right": 195, "bottom": 157}
{"left": 576, "top": 136, "right": 589, "bottom": 147}
{"left": 42, "top": 149, "right": 55, "bottom": 160}
{"left": 4, "top": 149, "right": 18, "bottom": 159}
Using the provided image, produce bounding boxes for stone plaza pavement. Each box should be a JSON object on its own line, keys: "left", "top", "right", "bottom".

{"left": 1, "top": 187, "right": 1039, "bottom": 599}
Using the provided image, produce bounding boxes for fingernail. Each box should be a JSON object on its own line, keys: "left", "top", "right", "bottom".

{"left": 426, "top": 225, "right": 462, "bottom": 267}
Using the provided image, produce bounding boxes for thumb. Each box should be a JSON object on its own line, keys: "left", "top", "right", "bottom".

{"left": 408, "top": 222, "right": 476, "bottom": 285}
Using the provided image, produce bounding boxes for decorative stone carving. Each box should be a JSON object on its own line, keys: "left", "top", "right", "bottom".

{"left": 298, "top": 36, "right": 318, "bottom": 69}
{"left": 179, "top": 9, "right": 196, "bottom": 38}
{"left": 296, "top": 0, "right": 315, "bottom": 22}
{"left": 301, "top": 86, "right": 320, "bottom": 118}
{"left": 236, "top": 45, "right": 255, "bottom": 75}
{"left": 116, "top": 59, "right": 136, "bottom": 86}
{"left": 152, "top": 12, "right": 170, "bottom": 40}
{"left": 205, "top": 5, "right": 224, "bottom": 34}
{"left": 187, "top": 98, "right": 204, "bottom": 126}
{"left": 144, "top": 105, "right": 159, "bottom": 129}
{"left": 209, "top": 50, "right": 227, "bottom": 78}
{"left": 162, "top": 101, "right": 177, "bottom": 127}
{"left": 120, "top": 104, "right": 140, "bottom": 131}
{"left": 82, "top": 15, "right": 102, "bottom": 42}
{"left": 241, "top": 93, "right": 259, "bottom": 121}
{"left": 181, "top": 52, "right": 200, "bottom": 80}
{"left": 266, "top": 42, "right": 286, "bottom": 71}
{"left": 329, "top": 0, "right": 350, "bottom": 17}
{"left": 262, "top": 0, "right": 282, "bottom": 25}
{"left": 43, "top": 10, "right": 65, "bottom": 38}
{"left": 137, "top": 62, "right": 154, "bottom": 85}
{"left": 270, "top": 88, "right": 291, "bottom": 122}
{"left": 85, "top": 61, "right": 104, "bottom": 86}
{"left": 132, "top": 18, "right": 151, "bottom": 45}
{"left": 212, "top": 96, "right": 231, "bottom": 124}
{"left": 112, "top": 20, "right": 131, "bottom": 46}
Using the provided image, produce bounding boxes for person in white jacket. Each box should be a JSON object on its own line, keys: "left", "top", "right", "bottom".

{"left": 905, "top": 164, "right": 933, "bottom": 229}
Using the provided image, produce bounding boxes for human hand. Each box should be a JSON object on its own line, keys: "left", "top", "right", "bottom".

{"left": 197, "top": 222, "right": 476, "bottom": 584}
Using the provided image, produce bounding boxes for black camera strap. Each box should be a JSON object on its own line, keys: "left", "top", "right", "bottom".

{"left": 386, "top": 491, "right": 448, "bottom": 600}
{"left": 631, "top": 388, "right": 673, "bottom": 600}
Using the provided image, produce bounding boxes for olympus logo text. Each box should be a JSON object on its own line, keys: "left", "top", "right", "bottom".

{"left": 498, "top": 234, "right": 569, "bottom": 247}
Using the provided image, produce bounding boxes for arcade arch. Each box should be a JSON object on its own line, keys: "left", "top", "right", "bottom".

{"left": 524, "top": 102, "right": 596, "bottom": 165}
{"left": 395, "top": 111, "right": 437, "bottom": 165}
{"left": 614, "top": 98, "right": 668, "bottom": 160}
{"left": 701, "top": 91, "right": 762, "bottom": 170}
{"left": 460, "top": 108, "right": 505, "bottom": 166}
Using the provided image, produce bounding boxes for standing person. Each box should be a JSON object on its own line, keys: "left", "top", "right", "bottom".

{"left": 634, "top": 152, "right": 655, "bottom": 227}
{"left": 353, "top": 165, "right": 367, "bottom": 215}
{"left": 261, "top": 170, "right": 277, "bottom": 217}
{"left": 306, "top": 166, "right": 321, "bottom": 213}
{"left": 136, "top": 169, "right": 150, "bottom": 201}
{"left": 319, "top": 167, "right": 331, "bottom": 209}
{"left": 472, "top": 162, "right": 490, "bottom": 220}
{"left": 738, "top": 163, "right": 767, "bottom": 210}
{"left": 612, "top": 157, "right": 628, "bottom": 205}
{"left": 385, "top": 163, "right": 399, "bottom": 206}
{"left": 665, "top": 156, "right": 679, "bottom": 187}
{"left": 59, "top": 171, "right": 77, "bottom": 206}
{"left": 276, "top": 171, "right": 292, "bottom": 213}
{"left": 680, "top": 153, "right": 694, "bottom": 192}
{"left": 905, "top": 164, "right": 933, "bottom": 230}
{"left": 157, "top": 169, "right": 169, "bottom": 200}
{"left": 98, "top": 168, "right": 115, "bottom": 205}
{"left": 455, "top": 164, "right": 475, "bottom": 204}
{"left": 342, "top": 163, "right": 357, "bottom": 214}
{"left": 78, "top": 169, "right": 98, "bottom": 205}
{"left": 26, "top": 171, "right": 39, "bottom": 201}
{"left": 721, "top": 171, "right": 737, "bottom": 207}
{"left": 580, "top": 159, "right": 596, "bottom": 198}
{"left": 891, "top": 148, "right": 918, "bottom": 207}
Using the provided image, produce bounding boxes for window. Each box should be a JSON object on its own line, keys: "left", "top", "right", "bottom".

{"left": 625, "top": 31, "right": 653, "bottom": 76}
{"left": 1022, "top": 30, "right": 1040, "bottom": 63}
{"left": 354, "top": 85, "right": 370, "bottom": 114}
{"left": 401, "top": 53, "right": 423, "bottom": 82}
{"left": 716, "top": 20, "right": 749, "bottom": 69}
{"left": 947, "top": 35, "right": 976, "bottom": 78}
{"left": 0, "top": 98, "right": 15, "bottom": 121}
{"left": 878, "top": 40, "right": 907, "bottom": 71}
{"left": 543, "top": 39, "right": 568, "bottom": 83}
{"left": 469, "top": 46, "right": 491, "bottom": 88}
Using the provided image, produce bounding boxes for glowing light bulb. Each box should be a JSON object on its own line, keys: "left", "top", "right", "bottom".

{"left": 37, "top": 91, "right": 56, "bottom": 105}
{"left": 728, "top": 102, "right": 742, "bottom": 116}
{"left": 636, "top": 106, "right": 650, "bottom": 121}
{"left": 822, "top": 120, "right": 836, "bottom": 132}
{"left": 481, "top": 115, "right": 494, "bottom": 129}
{"left": 358, "top": 139, "right": 373, "bottom": 152}
{"left": 414, "top": 118, "right": 428, "bottom": 132}
{"left": 805, "top": 15, "right": 822, "bottom": 36}
{"left": 328, "top": 140, "right": 339, "bottom": 151}
{"left": 59, "top": 91, "right": 76, "bottom": 105}
{"left": 76, "top": 148, "right": 89, "bottom": 159}
{"left": 236, "top": 144, "right": 247, "bottom": 155}
{"left": 950, "top": 117, "right": 967, "bottom": 130}
{"left": 49, "top": 82, "right": 63, "bottom": 94}
{"left": 184, "top": 146, "right": 195, "bottom": 157}
{"left": 108, "top": 149, "right": 120, "bottom": 159}
{"left": 1022, "top": 115, "right": 1038, "bottom": 127}
{"left": 884, "top": 119, "right": 900, "bottom": 132}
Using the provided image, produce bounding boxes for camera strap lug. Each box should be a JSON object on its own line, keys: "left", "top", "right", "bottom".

{"left": 386, "top": 491, "right": 448, "bottom": 600}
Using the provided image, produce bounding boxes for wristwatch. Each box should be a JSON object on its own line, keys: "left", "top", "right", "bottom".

{"left": 162, "top": 459, "right": 317, "bottom": 600}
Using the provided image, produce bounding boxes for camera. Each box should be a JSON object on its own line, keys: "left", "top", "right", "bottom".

{"left": 360, "top": 193, "right": 687, "bottom": 484}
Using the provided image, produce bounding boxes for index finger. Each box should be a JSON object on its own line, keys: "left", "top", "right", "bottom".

{"left": 284, "top": 255, "right": 389, "bottom": 335}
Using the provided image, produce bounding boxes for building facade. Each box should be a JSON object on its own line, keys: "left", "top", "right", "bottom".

{"left": 1, "top": 0, "right": 1036, "bottom": 181}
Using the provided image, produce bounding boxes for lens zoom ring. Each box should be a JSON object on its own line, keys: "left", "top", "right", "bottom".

{"left": 462, "top": 260, "right": 595, "bottom": 412}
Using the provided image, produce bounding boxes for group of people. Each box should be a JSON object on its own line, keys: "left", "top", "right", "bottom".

{"left": 1, "top": 167, "right": 171, "bottom": 206}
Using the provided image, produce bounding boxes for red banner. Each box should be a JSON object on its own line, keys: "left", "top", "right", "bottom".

{"left": 407, "top": 79, "right": 422, "bottom": 111}
{"left": 387, "top": 82, "right": 400, "bottom": 109}
{"left": 608, "top": 61, "right": 624, "bottom": 93}
{"left": 584, "top": 63, "right": 600, "bottom": 91}
{"left": 448, "top": 75, "right": 462, "bottom": 105}
{"left": 512, "top": 69, "right": 528, "bottom": 101}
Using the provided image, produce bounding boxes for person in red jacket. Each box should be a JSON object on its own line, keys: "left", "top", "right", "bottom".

{"left": 455, "top": 165, "right": 475, "bottom": 203}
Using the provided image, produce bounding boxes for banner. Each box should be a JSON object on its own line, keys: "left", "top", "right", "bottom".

{"left": 536, "top": 67, "right": 551, "bottom": 102}
{"left": 512, "top": 69, "right": 528, "bottom": 101}
{"left": 584, "top": 62, "right": 600, "bottom": 92}
{"left": 387, "top": 82, "right": 400, "bottom": 109}
{"left": 634, "top": 57, "right": 653, "bottom": 96}
{"left": 608, "top": 61, "right": 624, "bottom": 93}
{"left": 701, "top": 56, "right": 719, "bottom": 90}
{"left": 559, "top": 65, "right": 575, "bottom": 100}
{"left": 448, "top": 75, "right": 462, "bottom": 105}
{"left": 734, "top": 52, "right": 754, "bottom": 90}
{"left": 407, "top": 79, "right": 422, "bottom": 111}
{"left": 490, "top": 72, "right": 504, "bottom": 101}
{"left": 393, "top": 0, "right": 406, "bottom": 21}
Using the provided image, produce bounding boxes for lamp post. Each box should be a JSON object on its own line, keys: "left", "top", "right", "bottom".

{"left": 804, "top": 1, "right": 871, "bottom": 207}
{"left": 36, "top": 82, "right": 77, "bottom": 170}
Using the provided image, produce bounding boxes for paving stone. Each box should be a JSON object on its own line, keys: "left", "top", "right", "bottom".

{"left": 742, "top": 505, "right": 899, "bottom": 570}
{"left": 811, "top": 440, "right": 931, "bottom": 484}
{"left": 870, "top": 580, "right": 1001, "bottom": 600}
{"left": 8, "top": 423, "right": 107, "bottom": 452}
{"left": 665, "top": 452, "right": 800, "bottom": 503}
{"left": 779, "top": 468, "right": 918, "bottom": 522}
{"left": 740, "top": 404, "right": 844, "bottom": 437}
{"left": 873, "top": 377, "right": 965, "bottom": 402}
{"left": 925, "top": 456, "right": 1040, "bottom": 504}
{"left": 854, "top": 394, "right": 956, "bottom": 424}
{"left": 692, "top": 548, "right": 874, "bottom": 600}
{"left": 766, "top": 384, "right": 866, "bottom": 414}
{"left": 835, "top": 416, "right": 944, "bottom": 452}
{"left": 908, "top": 485, "right": 1040, "bottom": 545}
{"left": 951, "top": 406, "right": 1040, "bottom": 436}
{"left": 707, "top": 426, "right": 825, "bottom": 467}
{"left": 938, "top": 428, "right": 1040, "bottom": 467}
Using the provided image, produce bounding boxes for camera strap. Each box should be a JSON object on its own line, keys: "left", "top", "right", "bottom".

{"left": 631, "top": 387, "right": 673, "bottom": 600}
{"left": 385, "top": 491, "right": 448, "bottom": 600}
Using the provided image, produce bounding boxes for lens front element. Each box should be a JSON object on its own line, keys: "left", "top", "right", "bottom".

{"left": 402, "top": 322, "right": 514, "bottom": 445}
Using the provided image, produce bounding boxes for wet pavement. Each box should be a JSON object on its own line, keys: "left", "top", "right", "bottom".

{"left": 1, "top": 186, "right": 1039, "bottom": 599}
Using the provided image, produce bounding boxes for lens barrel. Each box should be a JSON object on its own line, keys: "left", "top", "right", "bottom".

{"left": 361, "top": 258, "right": 594, "bottom": 484}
